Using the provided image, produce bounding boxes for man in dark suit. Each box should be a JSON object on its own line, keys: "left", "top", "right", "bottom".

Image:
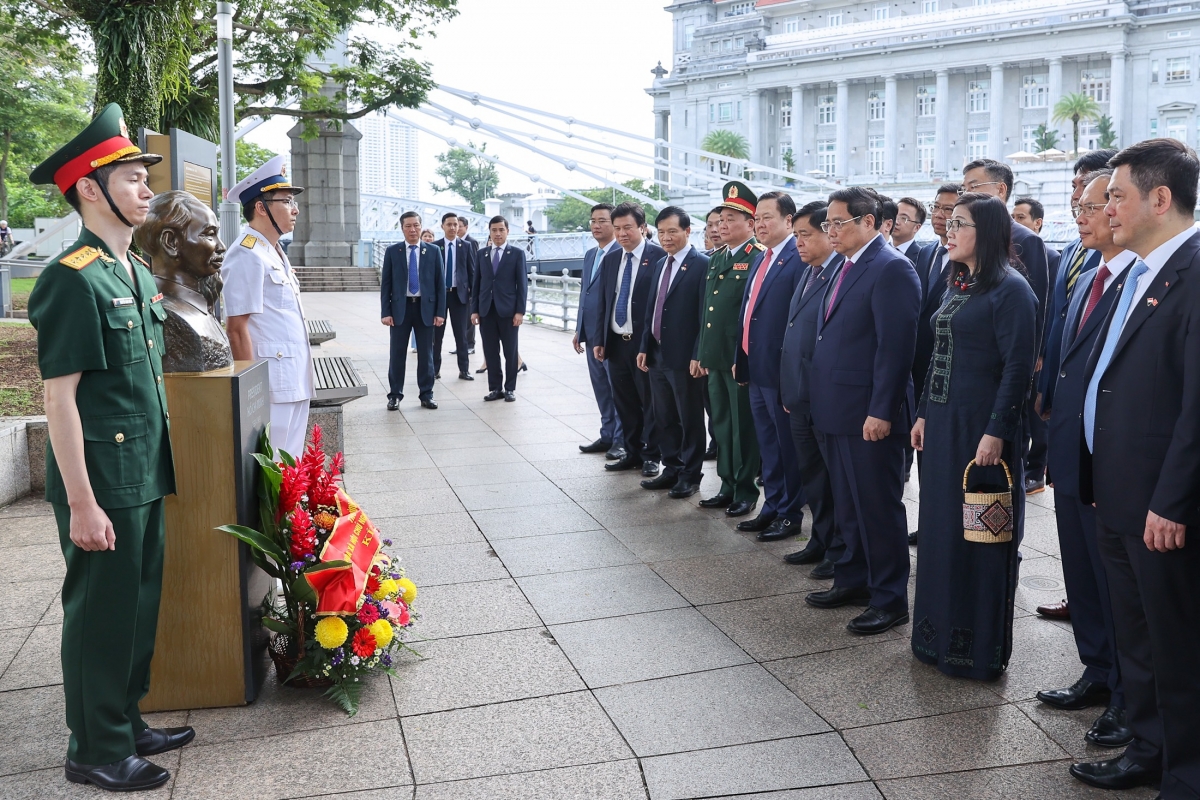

{"left": 592, "top": 202, "right": 667, "bottom": 473}
{"left": 471, "top": 216, "right": 527, "bottom": 401}
{"left": 381, "top": 211, "right": 446, "bottom": 410}
{"left": 1036, "top": 168, "right": 1132, "bottom": 751}
{"left": 891, "top": 197, "right": 926, "bottom": 263}
{"left": 735, "top": 191, "right": 806, "bottom": 542}
{"left": 433, "top": 212, "right": 476, "bottom": 382}
{"left": 1071, "top": 138, "right": 1200, "bottom": 797}
{"left": 575, "top": 203, "right": 623, "bottom": 457}
{"left": 780, "top": 201, "right": 844, "bottom": 578}
{"left": 637, "top": 206, "right": 709, "bottom": 498}
{"left": 457, "top": 214, "right": 480, "bottom": 352}
{"left": 806, "top": 187, "right": 921, "bottom": 636}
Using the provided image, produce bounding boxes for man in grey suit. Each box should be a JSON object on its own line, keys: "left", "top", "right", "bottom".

{"left": 575, "top": 203, "right": 624, "bottom": 457}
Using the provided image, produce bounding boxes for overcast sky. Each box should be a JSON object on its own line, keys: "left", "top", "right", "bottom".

{"left": 244, "top": 0, "right": 673, "bottom": 206}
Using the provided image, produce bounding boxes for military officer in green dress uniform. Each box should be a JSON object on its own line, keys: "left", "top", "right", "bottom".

{"left": 28, "top": 103, "right": 193, "bottom": 793}
{"left": 694, "top": 182, "right": 763, "bottom": 518}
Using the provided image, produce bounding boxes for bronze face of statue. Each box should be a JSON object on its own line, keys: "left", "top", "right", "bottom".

{"left": 135, "top": 190, "right": 234, "bottom": 372}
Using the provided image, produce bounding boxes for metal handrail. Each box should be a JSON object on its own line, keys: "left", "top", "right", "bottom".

{"left": 526, "top": 270, "right": 580, "bottom": 331}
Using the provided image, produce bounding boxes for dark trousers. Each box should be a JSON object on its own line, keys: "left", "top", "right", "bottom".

{"left": 607, "top": 335, "right": 651, "bottom": 461}
{"left": 1097, "top": 521, "right": 1200, "bottom": 798}
{"left": 789, "top": 409, "right": 843, "bottom": 562}
{"left": 584, "top": 337, "right": 622, "bottom": 445}
{"left": 434, "top": 292, "right": 470, "bottom": 377}
{"left": 647, "top": 360, "right": 706, "bottom": 483}
{"left": 388, "top": 298, "right": 434, "bottom": 401}
{"left": 54, "top": 499, "right": 165, "bottom": 765}
{"left": 1025, "top": 377, "right": 1048, "bottom": 477}
{"left": 479, "top": 309, "right": 520, "bottom": 392}
{"left": 708, "top": 368, "right": 760, "bottom": 503}
{"left": 703, "top": 375, "right": 715, "bottom": 447}
{"left": 749, "top": 382, "right": 805, "bottom": 522}
{"left": 1056, "top": 491, "right": 1122, "bottom": 703}
{"left": 824, "top": 430, "right": 910, "bottom": 614}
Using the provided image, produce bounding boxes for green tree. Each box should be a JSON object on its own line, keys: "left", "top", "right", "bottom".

{"left": 544, "top": 179, "right": 667, "bottom": 232}
{"left": 1096, "top": 115, "right": 1118, "bottom": 149}
{"left": 430, "top": 143, "right": 499, "bottom": 213}
{"left": 1052, "top": 93, "right": 1102, "bottom": 157}
{"left": 214, "top": 139, "right": 279, "bottom": 196}
{"left": 781, "top": 147, "right": 796, "bottom": 174}
{"left": 700, "top": 130, "right": 750, "bottom": 177}
{"left": 1032, "top": 123, "right": 1060, "bottom": 154}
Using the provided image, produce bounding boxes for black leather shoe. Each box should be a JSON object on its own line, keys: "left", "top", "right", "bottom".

{"left": 641, "top": 461, "right": 661, "bottom": 477}
{"left": 668, "top": 480, "right": 699, "bottom": 499}
{"left": 704, "top": 443, "right": 718, "bottom": 460}
{"left": 504, "top": 391, "right": 516, "bottom": 402}
{"left": 1025, "top": 476, "right": 1046, "bottom": 495}
{"left": 641, "top": 472, "right": 676, "bottom": 490}
{"left": 809, "top": 558, "right": 836, "bottom": 579}
{"left": 848, "top": 606, "right": 910, "bottom": 635}
{"left": 476, "top": 365, "right": 488, "bottom": 373}
{"left": 758, "top": 517, "right": 802, "bottom": 542}
{"left": 605, "top": 446, "right": 626, "bottom": 460}
{"left": 519, "top": 362, "right": 529, "bottom": 372}
{"left": 135, "top": 726, "right": 195, "bottom": 756}
{"left": 1037, "top": 678, "right": 1110, "bottom": 710}
{"left": 1087, "top": 706, "right": 1134, "bottom": 748}
{"left": 784, "top": 540, "right": 825, "bottom": 565}
{"left": 458, "top": 372, "right": 475, "bottom": 381}
{"left": 805, "top": 586, "right": 871, "bottom": 608}
{"left": 756, "top": 475, "right": 764, "bottom": 487}
{"left": 605, "top": 454, "right": 641, "bottom": 471}
{"left": 580, "top": 439, "right": 612, "bottom": 454}
{"left": 468, "top": 347, "right": 476, "bottom": 354}
{"left": 908, "top": 531, "right": 918, "bottom": 546}
{"left": 421, "top": 398, "right": 438, "bottom": 409}
{"left": 387, "top": 397, "right": 399, "bottom": 411}
{"left": 435, "top": 372, "right": 441, "bottom": 379}
{"left": 1069, "top": 757, "right": 1160, "bottom": 791}
{"left": 698, "top": 493, "right": 733, "bottom": 508}
{"left": 736, "top": 513, "right": 777, "bottom": 533}
{"left": 484, "top": 390, "right": 504, "bottom": 401}
{"left": 725, "top": 500, "right": 756, "bottom": 518}
{"left": 65, "top": 755, "right": 170, "bottom": 791}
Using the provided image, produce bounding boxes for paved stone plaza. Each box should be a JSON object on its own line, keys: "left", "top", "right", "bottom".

{"left": 0, "top": 291, "right": 1160, "bottom": 799}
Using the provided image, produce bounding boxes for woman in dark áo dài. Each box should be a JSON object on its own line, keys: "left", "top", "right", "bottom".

{"left": 910, "top": 193, "right": 1037, "bottom": 681}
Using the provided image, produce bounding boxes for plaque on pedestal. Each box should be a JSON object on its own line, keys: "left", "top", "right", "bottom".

{"left": 141, "top": 360, "right": 272, "bottom": 712}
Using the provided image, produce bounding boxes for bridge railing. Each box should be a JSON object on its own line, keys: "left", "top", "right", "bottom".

{"left": 525, "top": 269, "right": 580, "bottom": 331}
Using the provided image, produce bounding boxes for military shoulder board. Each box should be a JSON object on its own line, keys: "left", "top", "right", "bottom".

{"left": 241, "top": 234, "right": 258, "bottom": 249}
{"left": 753, "top": 242, "right": 767, "bottom": 251}
{"left": 59, "top": 246, "right": 101, "bottom": 270}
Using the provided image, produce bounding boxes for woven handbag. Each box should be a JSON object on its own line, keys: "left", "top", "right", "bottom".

{"left": 962, "top": 458, "right": 1014, "bottom": 543}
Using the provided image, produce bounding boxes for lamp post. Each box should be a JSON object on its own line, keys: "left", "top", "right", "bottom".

{"left": 216, "top": 2, "right": 239, "bottom": 249}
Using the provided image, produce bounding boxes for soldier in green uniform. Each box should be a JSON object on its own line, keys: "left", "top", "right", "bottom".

{"left": 694, "top": 182, "right": 763, "bottom": 518}
{"left": 28, "top": 103, "right": 193, "bottom": 792}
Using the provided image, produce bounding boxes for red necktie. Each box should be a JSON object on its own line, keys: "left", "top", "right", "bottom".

{"left": 742, "top": 248, "right": 773, "bottom": 355}
{"left": 1077, "top": 265, "right": 1111, "bottom": 334}
{"left": 825, "top": 259, "right": 853, "bottom": 321}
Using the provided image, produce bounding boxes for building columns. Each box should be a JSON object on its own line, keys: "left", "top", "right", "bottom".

{"left": 835, "top": 80, "right": 849, "bottom": 178}
{"left": 884, "top": 74, "right": 898, "bottom": 176}
{"left": 989, "top": 63, "right": 1005, "bottom": 160}
{"left": 1110, "top": 49, "right": 1127, "bottom": 147}
{"left": 1048, "top": 57, "right": 1063, "bottom": 134}
{"left": 935, "top": 69, "right": 949, "bottom": 174}
{"left": 748, "top": 90, "right": 762, "bottom": 169}
{"left": 790, "top": 85, "right": 804, "bottom": 174}
{"left": 654, "top": 110, "right": 670, "bottom": 186}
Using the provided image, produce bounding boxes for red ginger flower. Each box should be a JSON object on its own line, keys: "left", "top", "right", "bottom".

{"left": 288, "top": 508, "right": 317, "bottom": 560}
{"left": 278, "top": 464, "right": 307, "bottom": 520}
{"left": 351, "top": 627, "right": 377, "bottom": 658}
{"left": 357, "top": 602, "right": 381, "bottom": 625}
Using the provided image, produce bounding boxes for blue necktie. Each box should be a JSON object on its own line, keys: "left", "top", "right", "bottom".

{"left": 1084, "top": 259, "right": 1149, "bottom": 451}
{"left": 445, "top": 242, "right": 454, "bottom": 289}
{"left": 408, "top": 245, "right": 419, "bottom": 295}
{"left": 615, "top": 252, "right": 634, "bottom": 327}
{"left": 591, "top": 247, "right": 606, "bottom": 283}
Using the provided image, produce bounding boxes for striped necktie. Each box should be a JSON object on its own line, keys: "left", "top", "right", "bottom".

{"left": 1065, "top": 245, "right": 1087, "bottom": 297}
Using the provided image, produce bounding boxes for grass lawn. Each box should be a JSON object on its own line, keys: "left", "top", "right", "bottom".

{"left": 10, "top": 277, "right": 36, "bottom": 311}
{"left": 0, "top": 323, "right": 42, "bottom": 416}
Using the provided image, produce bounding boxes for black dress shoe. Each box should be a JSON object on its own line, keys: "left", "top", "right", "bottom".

{"left": 641, "top": 460, "right": 661, "bottom": 477}
{"left": 605, "top": 446, "right": 626, "bottom": 460}
{"left": 435, "top": 372, "right": 441, "bottom": 379}
{"left": 1070, "top": 757, "right": 1160, "bottom": 791}
{"left": 805, "top": 585, "right": 871, "bottom": 608}
{"left": 421, "top": 398, "right": 438, "bottom": 409}
{"left": 135, "top": 726, "right": 195, "bottom": 756}
{"left": 475, "top": 365, "right": 488, "bottom": 373}
{"left": 1037, "top": 678, "right": 1110, "bottom": 710}
{"left": 668, "top": 480, "right": 699, "bottom": 499}
{"left": 725, "top": 500, "right": 756, "bottom": 518}
{"left": 387, "top": 397, "right": 399, "bottom": 411}
{"left": 848, "top": 606, "right": 910, "bottom": 635}
{"left": 580, "top": 439, "right": 613, "bottom": 454}
{"left": 484, "top": 390, "right": 504, "bottom": 401}
{"left": 504, "top": 391, "right": 516, "bottom": 402}
{"left": 605, "top": 454, "right": 641, "bottom": 471}
{"left": 908, "top": 531, "right": 918, "bottom": 546}
{"left": 458, "top": 372, "right": 475, "bottom": 381}
{"left": 641, "top": 472, "right": 676, "bottom": 490}
{"left": 784, "top": 540, "right": 825, "bottom": 565}
{"left": 704, "top": 443, "right": 718, "bottom": 460}
{"left": 1087, "top": 706, "right": 1134, "bottom": 748}
{"left": 809, "top": 558, "right": 836, "bottom": 579}
{"left": 468, "top": 347, "right": 476, "bottom": 354}
{"left": 1025, "top": 476, "right": 1046, "bottom": 495}
{"left": 756, "top": 475, "right": 764, "bottom": 487}
{"left": 698, "top": 493, "right": 733, "bottom": 509}
{"left": 65, "top": 755, "right": 170, "bottom": 791}
{"left": 758, "top": 517, "right": 802, "bottom": 542}
{"left": 736, "top": 513, "right": 777, "bottom": 532}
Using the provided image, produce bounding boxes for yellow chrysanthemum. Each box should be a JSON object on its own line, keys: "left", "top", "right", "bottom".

{"left": 314, "top": 616, "right": 348, "bottom": 649}
{"left": 397, "top": 577, "right": 418, "bottom": 604}
{"left": 369, "top": 618, "right": 394, "bottom": 649}
{"left": 373, "top": 578, "right": 399, "bottom": 601}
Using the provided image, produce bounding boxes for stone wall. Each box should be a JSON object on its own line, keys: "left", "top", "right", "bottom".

{"left": 288, "top": 120, "right": 361, "bottom": 266}
{"left": 0, "top": 419, "right": 33, "bottom": 505}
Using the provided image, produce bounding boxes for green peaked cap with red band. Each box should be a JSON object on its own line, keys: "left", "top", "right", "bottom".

{"left": 30, "top": 103, "right": 163, "bottom": 195}
{"left": 720, "top": 180, "right": 757, "bottom": 216}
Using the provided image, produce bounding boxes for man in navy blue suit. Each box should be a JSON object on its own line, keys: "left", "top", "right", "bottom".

{"left": 806, "top": 187, "right": 921, "bottom": 636}
{"left": 637, "top": 206, "right": 709, "bottom": 498}
{"left": 734, "top": 191, "right": 806, "bottom": 542}
{"left": 1035, "top": 168, "right": 1132, "bottom": 750}
{"left": 779, "top": 201, "right": 845, "bottom": 578}
{"left": 575, "top": 203, "right": 623, "bottom": 457}
{"left": 381, "top": 211, "right": 445, "bottom": 410}
{"left": 433, "top": 212, "right": 477, "bottom": 382}
{"left": 471, "top": 216, "right": 528, "bottom": 402}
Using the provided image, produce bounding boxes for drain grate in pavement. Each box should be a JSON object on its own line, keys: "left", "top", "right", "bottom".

{"left": 1020, "top": 575, "right": 1065, "bottom": 591}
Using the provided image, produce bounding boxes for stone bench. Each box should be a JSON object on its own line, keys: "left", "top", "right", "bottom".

{"left": 307, "top": 355, "right": 367, "bottom": 465}
{"left": 307, "top": 319, "right": 335, "bottom": 345}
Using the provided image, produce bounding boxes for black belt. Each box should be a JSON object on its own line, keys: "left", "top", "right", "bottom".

{"left": 406, "top": 296, "right": 421, "bottom": 303}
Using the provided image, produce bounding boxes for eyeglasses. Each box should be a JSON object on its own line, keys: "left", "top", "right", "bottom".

{"left": 945, "top": 219, "right": 977, "bottom": 232}
{"left": 959, "top": 182, "right": 1002, "bottom": 195}
{"left": 1075, "top": 203, "right": 1106, "bottom": 218}
{"left": 926, "top": 202, "right": 956, "bottom": 214}
{"left": 897, "top": 214, "right": 918, "bottom": 225}
{"left": 820, "top": 215, "right": 863, "bottom": 233}
{"left": 263, "top": 198, "right": 298, "bottom": 209}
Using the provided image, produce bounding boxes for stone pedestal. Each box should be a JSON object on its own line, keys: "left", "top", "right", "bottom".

{"left": 288, "top": 120, "right": 362, "bottom": 266}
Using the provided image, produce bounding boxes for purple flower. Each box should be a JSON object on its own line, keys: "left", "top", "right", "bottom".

{"left": 290, "top": 561, "right": 305, "bottom": 572}
{"left": 381, "top": 653, "right": 392, "bottom": 667}
{"left": 330, "top": 649, "right": 344, "bottom": 666}
{"left": 383, "top": 538, "right": 393, "bottom": 547}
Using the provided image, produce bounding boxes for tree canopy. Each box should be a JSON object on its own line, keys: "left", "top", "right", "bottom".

{"left": 430, "top": 143, "right": 499, "bottom": 213}
{"left": 545, "top": 179, "right": 667, "bottom": 232}
{"left": 1052, "top": 93, "right": 1102, "bottom": 157}
{"left": 700, "top": 130, "right": 749, "bottom": 176}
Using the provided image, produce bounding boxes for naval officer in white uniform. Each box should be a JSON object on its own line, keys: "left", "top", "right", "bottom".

{"left": 221, "top": 156, "right": 315, "bottom": 457}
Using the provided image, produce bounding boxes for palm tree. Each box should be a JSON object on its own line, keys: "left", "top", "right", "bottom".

{"left": 1052, "top": 93, "right": 1102, "bottom": 156}
{"left": 701, "top": 130, "right": 750, "bottom": 177}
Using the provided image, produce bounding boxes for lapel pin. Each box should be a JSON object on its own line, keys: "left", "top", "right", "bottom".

{"left": 1147, "top": 297, "right": 1159, "bottom": 307}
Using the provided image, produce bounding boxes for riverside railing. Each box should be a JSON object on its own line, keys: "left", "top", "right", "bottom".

{"left": 526, "top": 269, "right": 580, "bottom": 331}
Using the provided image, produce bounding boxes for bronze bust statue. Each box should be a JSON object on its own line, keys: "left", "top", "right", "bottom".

{"left": 136, "top": 191, "right": 234, "bottom": 372}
